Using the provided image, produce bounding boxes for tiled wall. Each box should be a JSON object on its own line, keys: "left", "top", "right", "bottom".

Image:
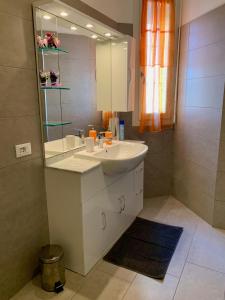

{"left": 174, "top": 5, "right": 225, "bottom": 224}
{"left": 45, "top": 34, "right": 102, "bottom": 141}
{"left": 0, "top": 1, "right": 49, "bottom": 299}
{"left": 214, "top": 101, "right": 225, "bottom": 227}
{"left": 120, "top": 112, "right": 173, "bottom": 198}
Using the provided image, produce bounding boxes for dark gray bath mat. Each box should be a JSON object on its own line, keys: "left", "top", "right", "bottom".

{"left": 104, "top": 217, "right": 183, "bottom": 279}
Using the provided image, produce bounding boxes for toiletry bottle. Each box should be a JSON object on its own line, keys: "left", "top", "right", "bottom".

{"left": 105, "top": 131, "right": 113, "bottom": 145}
{"left": 88, "top": 125, "right": 97, "bottom": 141}
{"left": 98, "top": 134, "right": 104, "bottom": 148}
{"left": 80, "top": 129, "right": 85, "bottom": 144}
{"left": 119, "top": 120, "right": 125, "bottom": 141}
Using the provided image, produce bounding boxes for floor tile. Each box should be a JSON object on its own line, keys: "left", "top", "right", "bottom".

{"left": 71, "top": 269, "right": 129, "bottom": 300}
{"left": 164, "top": 196, "right": 201, "bottom": 235}
{"left": 141, "top": 196, "right": 200, "bottom": 278}
{"left": 166, "top": 230, "right": 193, "bottom": 278}
{"left": 123, "top": 273, "right": 179, "bottom": 300}
{"left": 11, "top": 269, "right": 84, "bottom": 300}
{"left": 95, "top": 260, "right": 136, "bottom": 283}
{"left": 174, "top": 263, "right": 225, "bottom": 300}
{"left": 139, "top": 196, "right": 176, "bottom": 222}
{"left": 11, "top": 196, "right": 225, "bottom": 300}
{"left": 187, "top": 221, "right": 225, "bottom": 273}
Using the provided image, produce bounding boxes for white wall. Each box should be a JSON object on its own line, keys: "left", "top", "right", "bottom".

{"left": 81, "top": 0, "right": 134, "bottom": 23}
{"left": 182, "top": 0, "right": 225, "bottom": 25}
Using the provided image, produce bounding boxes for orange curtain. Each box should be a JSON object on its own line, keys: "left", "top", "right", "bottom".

{"left": 140, "top": 0, "right": 175, "bottom": 132}
{"left": 102, "top": 111, "right": 113, "bottom": 129}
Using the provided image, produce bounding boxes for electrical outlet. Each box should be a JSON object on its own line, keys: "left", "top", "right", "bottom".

{"left": 15, "top": 143, "right": 32, "bottom": 158}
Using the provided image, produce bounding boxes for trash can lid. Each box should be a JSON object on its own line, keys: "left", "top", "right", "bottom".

{"left": 39, "top": 244, "right": 64, "bottom": 264}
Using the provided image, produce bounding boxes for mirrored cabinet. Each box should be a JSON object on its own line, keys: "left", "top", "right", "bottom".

{"left": 96, "top": 35, "right": 135, "bottom": 112}
{"left": 33, "top": 1, "right": 136, "bottom": 159}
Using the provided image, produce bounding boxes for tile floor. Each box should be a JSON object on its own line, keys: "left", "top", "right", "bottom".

{"left": 11, "top": 196, "right": 225, "bottom": 300}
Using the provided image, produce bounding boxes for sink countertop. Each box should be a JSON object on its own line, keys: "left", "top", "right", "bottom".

{"left": 124, "top": 140, "right": 145, "bottom": 144}
{"left": 46, "top": 156, "right": 101, "bottom": 174}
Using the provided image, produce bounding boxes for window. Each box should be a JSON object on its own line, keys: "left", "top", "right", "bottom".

{"left": 139, "top": 0, "right": 175, "bottom": 132}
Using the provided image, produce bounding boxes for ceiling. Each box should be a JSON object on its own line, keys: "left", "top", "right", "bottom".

{"left": 33, "top": 0, "right": 125, "bottom": 40}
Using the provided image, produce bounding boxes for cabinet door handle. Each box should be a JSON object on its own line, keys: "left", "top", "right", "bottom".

{"left": 101, "top": 212, "right": 107, "bottom": 230}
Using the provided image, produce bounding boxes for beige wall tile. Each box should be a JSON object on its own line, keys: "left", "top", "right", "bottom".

{"left": 174, "top": 156, "right": 216, "bottom": 198}
{"left": 0, "top": 12, "right": 35, "bottom": 69}
{"left": 121, "top": 120, "right": 173, "bottom": 198}
{"left": 186, "top": 76, "right": 225, "bottom": 109}
{"left": 0, "top": 115, "right": 43, "bottom": 168}
{"left": 176, "top": 107, "right": 222, "bottom": 142}
{"left": 213, "top": 201, "right": 225, "bottom": 228}
{"left": 0, "top": 158, "right": 49, "bottom": 299}
{"left": 189, "top": 4, "right": 225, "bottom": 50}
{"left": 0, "top": 2, "right": 49, "bottom": 299}
{"left": 215, "top": 171, "right": 225, "bottom": 201}
{"left": 187, "top": 41, "right": 225, "bottom": 79}
{"left": 0, "top": 0, "right": 33, "bottom": 20}
{"left": 174, "top": 129, "right": 220, "bottom": 171}
{"left": 144, "top": 175, "right": 172, "bottom": 198}
{"left": 217, "top": 138, "right": 225, "bottom": 171}
{"left": 173, "top": 176, "right": 214, "bottom": 224}
{"left": 0, "top": 66, "right": 39, "bottom": 117}
{"left": 179, "top": 24, "right": 190, "bottom": 55}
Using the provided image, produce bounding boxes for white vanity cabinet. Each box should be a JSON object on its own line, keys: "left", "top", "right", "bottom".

{"left": 96, "top": 35, "right": 135, "bottom": 112}
{"left": 45, "top": 161, "right": 144, "bottom": 275}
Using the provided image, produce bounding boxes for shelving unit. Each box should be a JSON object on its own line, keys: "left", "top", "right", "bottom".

{"left": 38, "top": 47, "right": 69, "bottom": 54}
{"left": 41, "top": 86, "right": 70, "bottom": 90}
{"left": 43, "top": 121, "right": 72, "bottom": 127}
{"left": 36, "top": 27, "right": 71, "bottom": 142}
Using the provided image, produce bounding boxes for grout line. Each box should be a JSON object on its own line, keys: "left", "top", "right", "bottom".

{"left": 188, "top": 37, "right": 225, "bottom": 53}
{"left": 187, "top": 261, "right": 225, "bottom": 276}
{"left": 0, "top": 64, "right": 35, "bottom": 71}
{"left": 69, "top": 291, "right": 77, "bottom": 300}
{"left": 121, "top": 273, "right": 138, "bottom": 300}
{"left": 172, "top": 220, "right": 199, "bottom": 299}
{"left": 0, "top": 155, "right": 43, "bottom": 171}
{"left": 0, "top": 10, "right": 32, "bottom": 23}
{"left": 186, "top": 74, "right": 225, "bottom": 80}
{"left": 0, "top": 114, "right": 40, "bottom": 120}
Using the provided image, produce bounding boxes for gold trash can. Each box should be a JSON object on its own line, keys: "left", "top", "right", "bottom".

{"left": 39, "top": 244, "right": 65, "bottom": 293}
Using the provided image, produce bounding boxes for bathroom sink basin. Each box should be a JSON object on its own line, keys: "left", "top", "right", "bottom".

{"left": 75, "top": 141, "right": 148, "bottom": 175}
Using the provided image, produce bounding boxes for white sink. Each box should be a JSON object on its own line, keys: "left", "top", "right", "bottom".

{"left": 75, "top": 141, "right": 148, "bottom": 175}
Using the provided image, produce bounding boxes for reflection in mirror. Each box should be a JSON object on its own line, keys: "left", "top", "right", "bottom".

{"left": 34, "top": 7, "right": 111, "bottom": 158}
{"left": 33, "top": 3, "right": 132, "bottom": 160}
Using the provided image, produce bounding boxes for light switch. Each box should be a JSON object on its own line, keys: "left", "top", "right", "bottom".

{"left": 15, "top": 143, "right": 32, "bottom": 158}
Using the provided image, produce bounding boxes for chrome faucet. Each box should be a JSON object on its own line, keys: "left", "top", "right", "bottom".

{"left": 74, "top": 128, "right": 85, "bottom": 144}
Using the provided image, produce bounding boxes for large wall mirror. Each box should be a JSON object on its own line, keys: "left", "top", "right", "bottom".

{"left": 33, "top": 1, "right": 134, "bottom": 159}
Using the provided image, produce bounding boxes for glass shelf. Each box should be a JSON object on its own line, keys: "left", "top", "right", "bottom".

{"left": 41, "top": 86, "right": 70, "bottom": 90}
{"left": 43, "top": 121, "right": 72, "bottom": 127}
{"left": 38, "top": 47, "right": 69, "bottom": 54}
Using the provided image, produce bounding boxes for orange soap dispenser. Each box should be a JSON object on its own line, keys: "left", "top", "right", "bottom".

{"left": 88, "top": 125, "right": 97, "bottom": 141}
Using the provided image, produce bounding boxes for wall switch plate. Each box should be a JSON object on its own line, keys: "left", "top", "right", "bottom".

{"left": 15, "top": 143, "right": 32, "bottom": 158}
